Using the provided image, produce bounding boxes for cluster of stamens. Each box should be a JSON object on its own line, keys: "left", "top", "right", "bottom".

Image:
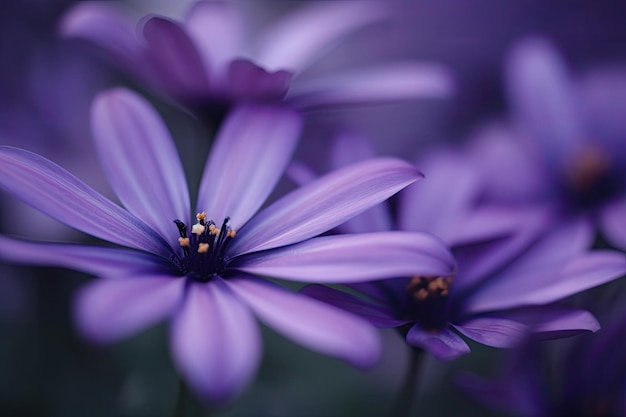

{"left": 406, "top": 275, "right": 453, "bottom": 302}
{"left": 173, "top": 212, "right": 236, "bottom": 282}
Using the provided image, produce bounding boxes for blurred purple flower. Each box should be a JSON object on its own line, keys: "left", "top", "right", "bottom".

{"left": 0, "top": 88, "right": 456, "bottom": 402}
{"left": 468, "top": 37, "right": 626, "bottom": 250}
{"left": 60, "top": 1, "right": 452, "bottom": 110}
{"left": 458, "top": 305, "right": 626, "bottom": 417}
{"left": 301, "top": 134, "right": 625, "bottom": 360}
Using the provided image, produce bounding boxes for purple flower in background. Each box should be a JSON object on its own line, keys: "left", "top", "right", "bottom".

{"left": 0, "top": 88, "right": 455, "bottom": 402}
{"left": 302, "top": 134, "right": 625, "bottom": 360}
{"left": 60, "top": 1, "right": 452, "bottom": 109}
{"left": 468, "top": 37, "right": 626, "bottom": 250}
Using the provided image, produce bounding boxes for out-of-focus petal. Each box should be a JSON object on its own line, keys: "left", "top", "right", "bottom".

{"left": 197, "top": 105, "right": 301, "bottom": 230}
{"left": 227, "top": 59, "right": 292, "bottom": 100}
{"left": 0, "top": 146, "right": 172, "bottom": 258}
{"left": 184, "top": 1, "right": 245, "bottom": 77}
{"left": 406, "top": 325, "right": 470, "bottom": 361}
{"left": 92, "top": 89, "right": 190, "bottom": 242}
{"left": 231, "top": 231, "right": 454, "bottom": 283}
{"left": 301, "top": 285, "right": 409, "bottom": 328}
{"left": 141, "top": 17, "right": 210, "bottom": 95}
{"left": 465, "top": 250, "right": 626, "bottom": 313}
{"left": 453, "top": 317, "right": 527, "bottom": 348}
{"left": 290, "top": 63, "right": 453, "bottom": 109}
{"left": 75, "top": 275, "right": 184, "bottom": 343}
{"left": 599, "top": 197, "right": 626, "bottom": 251}
{"left": 254, "top": 1, "right": 387, "bottom": 72}
{"left": 506, "top": 37, "right": 585, "bottom": 166}
{"left": 226, "top": 277, "right": 381, "bottom": 368}
{"left": 497, "top": 306, "right": 600, "bottom": 339}
{"left": 0, "top": 236, "right": 171, "bottom": 276}
{"left": 60, "top": 2, "right": 140, "bottom": 63}
{"left": 229, "top": 158, "right": 422, "bottom": 256}
{"left": 170, "top": 280, "right": 261, "bottom": 403}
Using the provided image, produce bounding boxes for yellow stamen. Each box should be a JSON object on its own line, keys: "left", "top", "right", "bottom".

{"left": 196, "top": 212, "right": 207, "bottom": 222}
{"left": 178, "top": 237, "right": 190, "bottom": 247}
{"left": 208, "top": 224, "right": 219, "bottom": 235}
{"left": 198, "top": 243, "right": 209, "bottom": 253}
{"left": 227, "top": 229, "right": 237, "bottom": 238}
{"left": 191, "top": 223, "right": 205, "bottom": 235}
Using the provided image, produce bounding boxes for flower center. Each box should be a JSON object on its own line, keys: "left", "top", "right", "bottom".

{"left": 405, "top": 275, "right": 453, "bottom": 330}
{"left": 173, "top": 212, "right": 236, "bottom": 282}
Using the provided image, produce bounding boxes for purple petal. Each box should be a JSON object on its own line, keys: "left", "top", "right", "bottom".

{"left": 225, "top": 277, "right": 381, "bottom": 368}
{"left": 600, "top": 198, "right": 626, "bottom": 251}
{"left": 227, "top": 59, "right": 292, "bottom": 100}
{"left": 465, "top": 250, "right": 626, "bottom": 313}
{"left": 506, "top": 38, "right": 585, "bottom": 164}
{"left": 285, "top": 161, "right": 317, "bottom": 187}
{"left": 170, "top": 280, "right": 261, "bottom": 403}
{"left": 141, "top": 17, "right": 210, "bottom": 96}
{"left": 330, "top": 132, "right": 393, "bottom": 234}
{"left": 254, "top": 1, "right": 387, "bottom": 72}
{"left": 184, "top": 1, "right": 245, "bottom": 77}
{"left": 0, "top": 146, "right": 172, "bottom": 258}
{"left": 406, "top": 325, "right": 470, "bottom": 361}
{"left": 453, "top": 318, "right": 527, "bottom": 348}
{"left": 60, "top": 2, "right": 140, "bottom": 64}
{"left": 0, "top": 236, "right": 170, "bottom": 277}
{"left": 231, "top": 231, "right": 454, "bottom": 283}
{"left": 290, "top": 63, "right": 454, "bottom": 109}
{"left": 92, "top": 89, "right": 190, "bottom": 242}
{"left": 197, "top": 105, "right": 302, "bottom": 230}
{"left": 397, "top": 148, "right": 481, "bottom": 243}
{"left": 497, "top": 306, "right": 600, "bottom": 339}
{"left": 300, "top": 285, "right": 410, "bottom": 328}
{"left": 229, "top": 158, "right": 422, "bottom": 256}
{"left": 75, "top": 275, "right": 184, "bottom": 343}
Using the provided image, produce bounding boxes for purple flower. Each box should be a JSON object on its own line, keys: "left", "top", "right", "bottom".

{"left": 0, "top": 88, "right": 455, "bottom": 402}
{"left": 301, "top": 134, "right": 625, "bottom": 361}
{"left": 467, "top": 37, "right": 626, "bottom": 250}
{"left": 60, "top": 1, "right": 452, "bottom": 109}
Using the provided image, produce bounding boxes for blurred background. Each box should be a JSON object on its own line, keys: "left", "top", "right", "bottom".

{"left": 1, "top": 1, "right": 625, "bottom": 416}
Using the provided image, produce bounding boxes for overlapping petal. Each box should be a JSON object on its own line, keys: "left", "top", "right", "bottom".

{"left": 453, "top": 317, "right": 527, "bottom": 348}
{"left": 228, "top": 158, "right": 422, "bottom": 256}
{"left": 91, "top": 89, "right": 190, "bottom": 242}
{"left": 197, "top": 105, "right": 302, "bottom": 229}
{"left": 231, "top": 232, "right": 454, "bottom": 283}
{"left": 406, "top": 325, "right": 470, "bottom": 361}
{"left": 0, "top": 146, "right": 172, "bottom": 258}
{"left": 170, "top": 280, "right": 261, "bottom": 403}
{"left": 600, "top": 197, "right": 626, "bottom": 251}
{"left": 226, "top": 277, "right": 381, "bottom": 368}
{"left": 75, "top": 275, "right": 184, "bottom": 343}
{"left": 289, "top": 63, "right": 454, "bottom": 109}
{"left": 497, "top": 306, "right": 600, "bottom": 339}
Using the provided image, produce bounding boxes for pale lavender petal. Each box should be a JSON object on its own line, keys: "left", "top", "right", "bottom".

{"left": 330, "top": 132, "right": 393, "bottom": 234}
{"left": 75, "top": 275, "right": 184, "bottom": 343}
{"left": 229, "top": 158, "right": 422, "bottom": 256}
{"left": 599, "top": 197, "right": 626, "bottom": 251}
{"left": 227, "top": 59, "right": 292, "bottom": 100}
{"left": 184, "top": 1, "right": 245, "bottom": 77}
{"left": 453, "top": 318, "right": 527, "bottom": 348}
{"left": 406, "top": 325, "right": 470, "bottom": 361}
{"left": 170, "top": 280, "right": 261, "bottom": 403}
{"left": 450, "top": 207, "right": 528, "bottom": 247}
{"left": 197, "top": 105, "right": 302, "bottom": 229}
{"left": 0, "top": 146, "right": 172, "bottom": 258}
{"left": 0, "top": 236, "right": 170, "bottom": 277}
{"left": 92, "top": 89, "right": 190, "bottom": 242}
{"left": 398, "top": 148, "right": 480, "bottom": 243}
{"left": 300, "top": 285, "right": 408, "bottom": 328}
{"left": 254, "top": 1, "right": 387, "bottom": 72}
{"left": 506, "top": 38, "right": 585, "bottom": 164}
{"left": 60, "top": 2, "right": 140, "bottom": 63}
{"left": 226, "top": 277, "right": 381, "bottom": 368}
{"left": 497, "top": 306, "right": 600, "bottom": 339}
{"left": 285, "top": 161, "right": 317, "bottom": 187}
{"left": 141, "top": 17, "right": 210, "bottom": 95}
{"left": 465, "top": 250, "right": 626, "bottom": 313}
{"left": 231, "top": 231, "right": 454, "bottom": 283}
{"left": 290, "top": 63, "right": 454, "bottom": 109}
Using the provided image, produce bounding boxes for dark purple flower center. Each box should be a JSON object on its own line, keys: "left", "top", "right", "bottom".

{"left": 173, "top": 212, "right": 236, "bottom": 282}
{"left": 405, "top": 275, "right": 453, "bottom": 330}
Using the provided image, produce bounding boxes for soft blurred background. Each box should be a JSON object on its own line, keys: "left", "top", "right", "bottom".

{"left": 1, "top": 1, "right": 625, "bottom": 416}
